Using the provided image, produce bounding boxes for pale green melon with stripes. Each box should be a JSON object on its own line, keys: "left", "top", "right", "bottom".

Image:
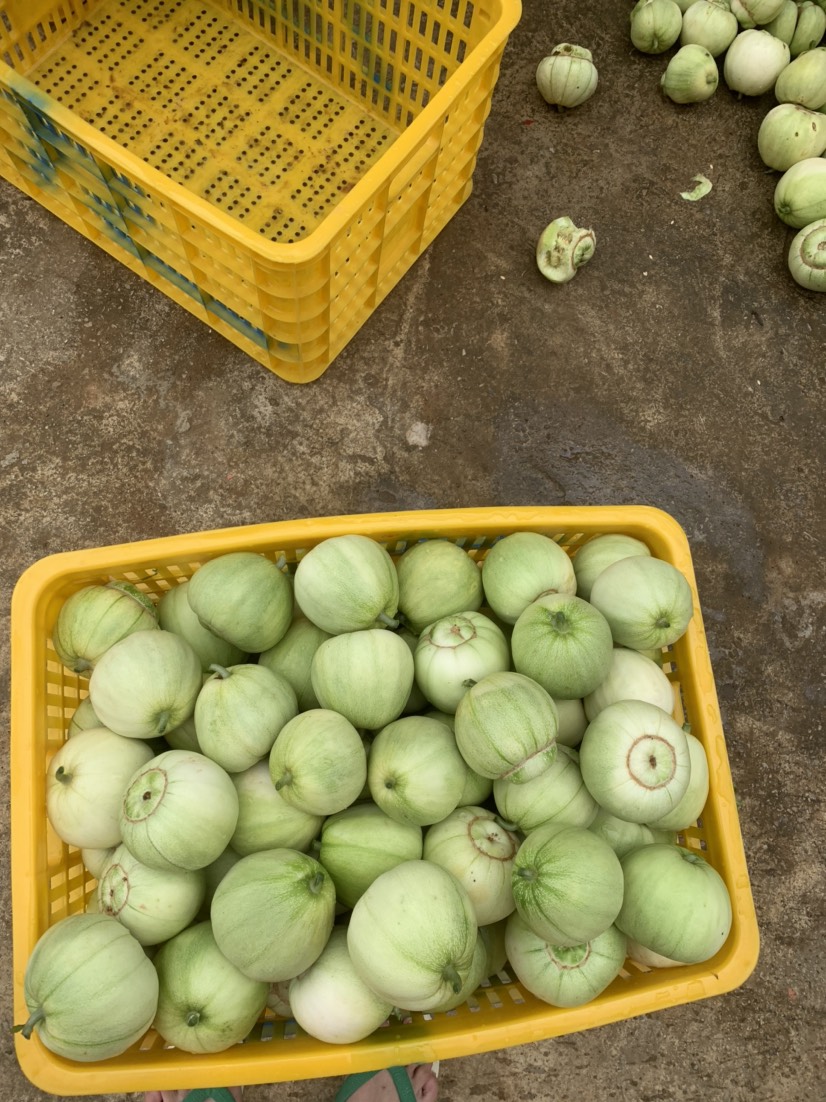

{"left": 211, "top": 849, "right": 336, "bottom": 982}
{"left": 511, "top": 593, "right": 614, "bottom": 700}
{"left": 578, "top": 700, "right": 691, "bottom": 824}
{"left": 589, "top": 555, "right": 694, "bottom": 651}
{"left": 195, "top": 662, "right": 298, "bottom": 773}
{"left": 187, "top": 551, "right": 293, "bottom": 653}
{"left": 269, "top": 709, "right": 367, "bottom": 817}
{"left": 505, "top": 913, "right": 627, "bottom": 1007}
{"left": 288, "top": 927, "right": 393, "bottom": 1044}
{"left": 512, "top": 822, "right": 624, "bottom": 947}
{"left": 294, "top": 534, "right": 400, "bottom": 634}
{"left": 97, "top": 844, "right": 206, "bottom": 946}
{"left": 572, "top": 533, "right": 652, "bottom": 601}
{"left": 481, "top": 531, "right": 576, "bottom": 624}
{"left": 414, "top": 611, "right": 510, "bottom": 714}
{"left": 588, "top": 808, "right": 658, "bottom": 859}
{"left": 583, "top": 646, "right": 675, "bottom": 721}
{"left": 367, "top": 715, "right": 466, "bottom": 826}
{"left": 88, "top": 629, "right": 202, "bottom": 740}
{"left": 494, "top": 745, "right": 598, "bottom": 833}
{"left": 52, "top": 580, "right": 159, "bottom": 675}
{"left": 119, "top": 749, "right": 240, "bottom": 871}
{"left": 46, "top": 728, "right": 155, "bottom": 849}
{"left": 67, "top": 696, "right": 107, "bottom": 737}
{"left": 152, "top": 921, "right": 268, "bottom": 1053}
{"left": 14, "top": 913, "right": 158, "bottom": 1062}
{"left": 422, "top": 806, "right": 520, "bottom": 926}
{"left": 347, "top": 860, "right": 478, "bottom": 1012}
{"left": 553, "top": 697, "right": 589, "bottom": 747}
{"left": 616, "top": 844, "right": 732, "bottom": 964}
{"left": 158, "top": 578, "right": 247, "bottom": 671}
{"left": 164, "top": 715, "right": 201, "bottom": 753}
{"left": 396, "top": 538, "right": 483, "bottom": 635}
{"left": 317, "top": 802, "right": 423, "bottom": 909}
{"left": 454, "top": 671, "right": 559, "bottom": 784}
{"left": 310, "top": 628, "right": 414, "bottom": 730}
{"left": 202, "top": 846, "right": 243, "bottom": 908}
{"left": 258, "top": 616, "right": 332, "bottom": 712}
{"left": 231, "top": 760, "right": 322, "bottom": 856}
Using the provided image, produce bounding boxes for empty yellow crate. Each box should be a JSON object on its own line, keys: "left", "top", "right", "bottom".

{"left": 11, "top": 506, "right": 759, "bottom": 1096}
{"left": 0, "top": 0, "right": 520, "bottom": 381}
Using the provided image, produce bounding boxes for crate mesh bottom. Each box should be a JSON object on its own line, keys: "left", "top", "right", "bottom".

{"left": 26, "top": 0, "right": 399, "bottom": 242}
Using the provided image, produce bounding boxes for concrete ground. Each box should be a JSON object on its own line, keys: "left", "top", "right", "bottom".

{"left": 1, "top": 1, "right": 824, "bottom": 1100}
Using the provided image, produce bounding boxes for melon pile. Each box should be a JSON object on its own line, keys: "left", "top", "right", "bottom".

{"left": 16, "top": 529, "right": 733, "bottom": 1062}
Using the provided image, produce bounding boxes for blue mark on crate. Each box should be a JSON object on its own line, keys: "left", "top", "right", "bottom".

{"left": 10, "top": 88, "right": 153, "bottom": 225}
{"left": 18, "top": 140, "right": 58, "bottom": 184}
{"left": 108, "top": 169, "right": 152, "bottom": 215}
{"left": 110, "top": 169, "right": 146, "bottom": 196}
{"left": 20, "top": 104, "right": 97, "bottom": 171}
{"left": 12, "top": 98, "right": 60, "bottom": 183}
{"left": 204, "top": 297, "right": 268, "bottom": 349}
{"left": 102, "top": 221, "right": 142, "bottom": 259}
{"left": 83, "top": 196, "right": 142, "bottom": 259}
{"left": 139, "top": 249, "right": 203, "bottom": 303}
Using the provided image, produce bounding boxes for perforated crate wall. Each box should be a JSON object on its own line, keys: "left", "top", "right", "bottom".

{"left": 0, "top": 0, "right": 521, "bottom": 380}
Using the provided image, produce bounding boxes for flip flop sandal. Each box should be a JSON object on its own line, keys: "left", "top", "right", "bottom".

{"left": 181, "top": 1091, "right": 240, "bottom": 1102}
{"left": 334, "top": 1062, "right": 440, "bottom": 1102}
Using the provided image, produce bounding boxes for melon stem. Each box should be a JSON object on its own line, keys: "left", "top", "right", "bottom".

{"left": 155, "top": 709, "right": 171, "bottom": 736}
{"left": 54, "top": 766, "right": 72, "bottom": 784}
{"left": 186, "top": 1011, "right": 201, "bottom": 1027}
{"left": 377, "top": 612, "right": 400, "bottom": 630}
{"left": 209, "top": 664, "right": 231, "bottom": 679}
{"left": 14, "top": 1007, "right": 46, "bottom": 1039}
{"left": 442, "top": 964, "right": 462, "bottom": 994}
{"left": 274, "top": 771, "right": 292, "bottom": 791}
{"left": 308, "top": 872, "right": 325, "bottom": 894}
{"left": 549, "top": 611, "right": 570, "bottom": 633}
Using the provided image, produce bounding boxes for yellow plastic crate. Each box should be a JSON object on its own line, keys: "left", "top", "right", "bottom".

{"left": 10, "top": 506, "right": 760, "bottom": 1096}
{"left": 0, "top": 0, "right": 520, "bottom": 382}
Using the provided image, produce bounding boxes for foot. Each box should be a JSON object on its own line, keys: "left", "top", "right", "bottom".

{"left": 144, "top": 1092, "right": 243, "bottom": 1102}
{"left": 346, "top": 1065, "right": 439, "bottom": 1102}
{"left": 142, "top": 1065, "right": 439, "bottom": 1102}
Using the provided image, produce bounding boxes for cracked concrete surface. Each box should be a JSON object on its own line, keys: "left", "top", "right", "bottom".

{"left": 1, "top": 1, "right": 825, "bottom": 1100}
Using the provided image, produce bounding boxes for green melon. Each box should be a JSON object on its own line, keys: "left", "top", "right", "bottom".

{"left": 512, "top": 822, "right": 624, "bottom": 946}
{"left": 310, "top": 629, "right": 414, "bottom": 730}
{"left": 454, "top": 672, "right": 559, "bottom": 784}
{"left": 14, "top": 913, "right": 158, "bottom": 1062}
{"left": 187, "top": 551, "right": 293, "bottom": 653}
{"left": 152, "top": 921, "right": 268, "bottom": 1053}
{"left": 293, "top": 535, "right": 399, "bottom": 634}
{"left": 396, "top": 539, "right": 483, "bottom": 634}
{"left": 211, "top": 849, "right": 336, "bottom": 982}
{"left": 52, "top": 581, "right": 159, "bottom": 675}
